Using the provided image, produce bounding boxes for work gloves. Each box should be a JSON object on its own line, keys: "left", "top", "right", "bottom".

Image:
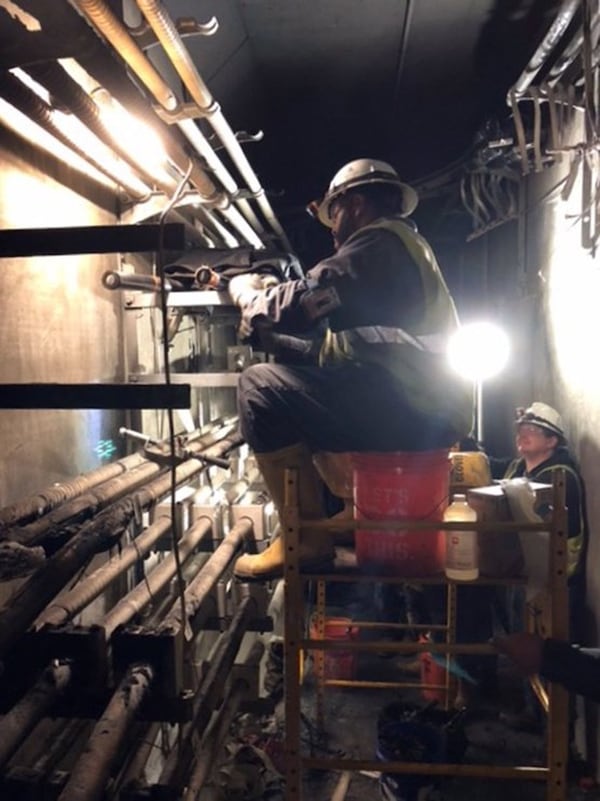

{"left": 227, "top": 272, "right": 279, "bottom": 306}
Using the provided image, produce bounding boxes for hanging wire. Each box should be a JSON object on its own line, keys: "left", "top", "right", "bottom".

{"left": 156, "top": 158, "right": 195, "bottom": 657}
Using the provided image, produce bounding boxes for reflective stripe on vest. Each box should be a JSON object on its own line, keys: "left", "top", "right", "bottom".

{"left": 338, "top": 325, "right": 448, "bottom": 353}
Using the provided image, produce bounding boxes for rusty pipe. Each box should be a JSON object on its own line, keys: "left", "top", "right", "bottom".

{"left": 159, "top": 517, "right": 251, "bottom": 634}
{"left": 159, "top": 595, "right": 256, "bottom": 788}
{"left": 0, "top": 661, "right": 72, "bottom": 768}
{"left": 182, "top": 640, "right": 264, "bottom": 799}
{"left": 0, "top": 432, "right": 243, "bottom": 660}
{"left": 183, "top": 679, "right": 248, "bottom": 800}
{"left": 71, "top": 0, "right": 178, "bottom": 111}
{"left": 11, "top": 459, "right": 164, "bottom": 550}
{"left": 0, "top": 451, "right": 146, "bottom": 531}
{"left": 34, "top": 514, "right": 173, "bottom": 629}
{"left": 57, "top": 663, "right": 154, "bottom": 801}
{"left": 102, "top": 515, "right": 213, "bottom": 638}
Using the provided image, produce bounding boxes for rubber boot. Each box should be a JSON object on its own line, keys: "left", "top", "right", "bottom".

{"left": 312, "top": 451, "right": 354, "bottom": 545}
{"left": 234, "top": 443, "right": 335, "bottom": 580}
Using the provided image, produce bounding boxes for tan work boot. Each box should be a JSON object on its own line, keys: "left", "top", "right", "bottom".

{"left": 312, "top": 451, "right": 354, "bottom": 545}
{"left": 234, "top": 443, "right": 334, "bottom": 580}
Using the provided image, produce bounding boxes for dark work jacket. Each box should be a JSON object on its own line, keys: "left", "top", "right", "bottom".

{"left": 238, "top": 216, "right": 473, "bottom": 437}
{"left": 541, "top": 639, "right": 600, "bottom": 703}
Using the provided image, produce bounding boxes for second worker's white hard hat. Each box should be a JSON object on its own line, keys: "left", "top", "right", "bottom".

{"left": 515, "top": 401, "right": 565, "bottom": 439}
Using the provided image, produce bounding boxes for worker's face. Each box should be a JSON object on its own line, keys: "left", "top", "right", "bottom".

{"left": 330, "top": 194, "right": 367, "bottom": 249}
{"left": 515, "top": 423, "right": 557, "bottom": 461}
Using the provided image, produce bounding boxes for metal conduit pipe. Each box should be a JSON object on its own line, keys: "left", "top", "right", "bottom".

{"left": 0, "top": 661, "right": 72, "bottom": 768}
{"left": 159, "top": 594, "right": 256, "bottom": 788}
{"left": 117, "top": 720, "right": 161, "bottom": 792}
{"left": 182, "top": 640, "right": 263, "bottom": 799}
{"left": 0, "top": 451, "right": 146, "bottom": 530}
{"left": 0, "top": 72, "right": 150, "bottom": 199}
{"left": 33, "top": 514, "right": 174, "bottom": 629}
{"left": 10, "top": 459, "right": 164, "bottom": 548}
{"left": 183, "top": 679, "right": 248, "bottom": 800}
{"left": 0, "top": 430, "right": 243, "bottom": 660}
{"left": 135, "top": 0, "right": 292, "bottom": 250}
{"left": 159, "top": 517, "right": 252, "bottom": 634}
{"left": 31, "top": 718, "right": 89, "bottom": 775}
{"left": 26, "top": 61, "right": 176, "bottom": 193}
{"left": 102, "top": 516, "right": 213, "bottom": 638}
{"left": 71, "top": 0, "right": 178, "bottom": 111}
{"left": 56, "top": 663, "right": 154, "bottom": 801}
{"left": 62, "top": 0, "right": 266, "bottom": 242}
{"left": 219, "top": 203, "right": 265, "bottom": 249}
{"left": 177, "top": 119, "right": 265, "bottom": 232}
{"left": 511, "top": 0, "right": 580, "bottom": 96}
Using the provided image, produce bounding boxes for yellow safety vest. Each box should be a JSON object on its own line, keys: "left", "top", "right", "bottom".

{"left": 319, "top": 218, "right": 473, "bottom": 437}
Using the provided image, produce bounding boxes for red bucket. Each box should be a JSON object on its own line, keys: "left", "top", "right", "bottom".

{"left": 352, "top": 450, "right": 449, "bottom": 575}
{"left": 309, "top": 616, "right": 360, "bottom": 680}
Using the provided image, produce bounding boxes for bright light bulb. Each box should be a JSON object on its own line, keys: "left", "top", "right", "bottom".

{"left": 448, "top": 322, "right": 510, "bottom": 382}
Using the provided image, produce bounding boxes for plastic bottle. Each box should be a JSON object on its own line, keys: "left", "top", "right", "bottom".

{"left": 444, "top": 494, "right": 479, "bottom": 581}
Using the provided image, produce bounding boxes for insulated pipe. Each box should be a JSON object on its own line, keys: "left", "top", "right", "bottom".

{"left": 135, "top": 0, "right": 292, "bottom": 250}
{"left": 0, "top": 661, "right": 72, "bottom": 768}
{"left": 102, "top": 515, "right": 213, "bottom": 638}
{"left": 0, "top": 451, "right": 146, "bottom": 530}
{"left": 25, "top": 61, "right": 229, "bottom": 212}
{"left": 33, "top": 514, "right": 173, "bottom": 629}
{"left": 0, "top": 72, "right": 150, "bottom": 199}
{"left": 159, "top": 595, "right": 256, "bottom": 788}
{"left": 57, "top": 663, "right": 154, "bottom": 801}
{"left": 26, "top": 61, "right": 176, "bottom": 193}
{"left": 10, "top": 459, "right": 164, "bottom": 548}
{"left": 159, "top": 518, "right": 251, "bottom": 634}
{"left": 177, "top": 119, "right": 265, "bottom": 233}
{"left": 0, "top": 430, "right": 243, "bottom": 660}
{"left": 66, "top": 0, "right": 268, "bottom": 243}
{"left": 511, "top": 0, "right": 580, "bottom": 96}
{"left": 71, "top": 0, "right": 178, "bottom": 111}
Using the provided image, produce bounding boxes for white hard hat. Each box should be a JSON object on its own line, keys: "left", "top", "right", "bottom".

{"left": 516, "top": 402, "right": 565, "bottom": 439}
{"left": 313, "top": 158, "right": 419, "bottom": 226}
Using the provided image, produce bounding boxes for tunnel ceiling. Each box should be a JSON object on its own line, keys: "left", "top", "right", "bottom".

{"left": 0, "top": 0, "right": 567, "bottom": 237}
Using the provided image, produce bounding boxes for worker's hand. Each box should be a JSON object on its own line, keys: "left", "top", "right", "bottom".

{"left": 493, "top": 632, "right": 544, "bottom": 675}
{"left": 227, "top": 273, "right": 279, "bottom": 306}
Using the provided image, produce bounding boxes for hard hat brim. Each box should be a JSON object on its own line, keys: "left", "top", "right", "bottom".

{"left": 315, "top": 178, "right": 419, "bottom": 227}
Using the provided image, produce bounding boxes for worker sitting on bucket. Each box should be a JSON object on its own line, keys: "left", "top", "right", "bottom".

{"left": 227, "top": 158, "right": 473, "bottom": 580}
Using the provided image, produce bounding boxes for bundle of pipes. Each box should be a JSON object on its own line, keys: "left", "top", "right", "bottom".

{"left": 0, "top": 1, "right": 291, "bottom": 252}
{"left": 0, "top": 425, "right": 272, "bottom": 800}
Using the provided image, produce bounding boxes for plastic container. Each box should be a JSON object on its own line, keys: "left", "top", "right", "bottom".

{"left": 352, "top": 450, "right": 450, "bottom": 575}
{"left": 309, "top": 616, "right": 360, "bottom": 680}
{"left": 444, "top": 493, "right": 479, "bottom": 581}
{"left": 419, "top": 634, "right": 448, "bottom": 704}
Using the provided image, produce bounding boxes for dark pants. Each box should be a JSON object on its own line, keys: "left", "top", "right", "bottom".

{"left": 238, "top": 362, "right": 457, "bottom": 453}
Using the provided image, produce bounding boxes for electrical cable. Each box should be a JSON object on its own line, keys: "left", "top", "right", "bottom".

{"left": 155, "top": 159, "right": 195, "bottom": 663}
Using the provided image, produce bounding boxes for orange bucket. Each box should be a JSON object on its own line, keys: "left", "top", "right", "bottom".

{"left": 309, "top": 616, "right": 360, "bottom": 680}
{"left": 352, "top": 450, "right": 450, "bottom": 575}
